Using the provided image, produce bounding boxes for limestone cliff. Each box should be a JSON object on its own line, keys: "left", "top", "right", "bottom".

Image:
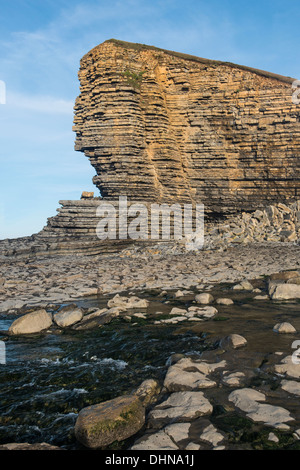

{"left": 73, "top": 39, "right": 300, "bottom": 216}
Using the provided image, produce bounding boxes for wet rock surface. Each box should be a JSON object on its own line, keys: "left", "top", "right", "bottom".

{"left": 1, "top": 240, "right": 300, "bottom": 450}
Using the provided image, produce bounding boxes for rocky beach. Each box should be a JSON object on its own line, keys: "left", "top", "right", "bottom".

{"left": 1, "top": 203, "right": 300, "bottom": 450}
{"left": 0, "top": 38, "right": 300, "bottom": 453}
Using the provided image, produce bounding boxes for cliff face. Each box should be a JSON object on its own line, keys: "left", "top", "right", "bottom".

{"left": 73, "top": 39, "right": 300, "bottom": 216}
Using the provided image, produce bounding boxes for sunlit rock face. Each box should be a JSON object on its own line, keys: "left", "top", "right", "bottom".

{"left": 73, "top": 39, "right": 300, "bottom": 217}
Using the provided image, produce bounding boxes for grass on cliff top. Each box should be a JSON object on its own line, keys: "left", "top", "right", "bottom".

{"left": 101, "top": 38, "right": 295, "bottom": 85}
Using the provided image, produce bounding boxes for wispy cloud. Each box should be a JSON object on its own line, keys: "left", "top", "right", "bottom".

{"left": 8, "top": 91, "right": 73, "bottom": 114}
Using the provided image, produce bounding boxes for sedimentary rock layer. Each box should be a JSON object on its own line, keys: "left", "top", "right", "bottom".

{"left": 73, "top": 39, "right": 300, "bottom": 216}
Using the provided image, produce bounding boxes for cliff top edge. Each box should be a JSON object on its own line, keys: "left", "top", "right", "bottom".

{"left": 81, "top": 38, "right": 295, "bottom": 85}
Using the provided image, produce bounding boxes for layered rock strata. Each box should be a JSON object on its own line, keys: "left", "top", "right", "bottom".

{"left": 0, "top": 199, "right": 133, "bottom": 258}
{"left": 73, "top": 39, "right": 300, "bottom": 216}
{"left": 1, "top": 40, "right": 300, "bottom": 258}
{"left": 1, "top": 198, "right": 299, "bottom": 259}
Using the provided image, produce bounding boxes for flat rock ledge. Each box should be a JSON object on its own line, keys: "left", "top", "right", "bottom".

{"left": 228, "top": 388, "right": 294, "bottom": 430}
{"left": 148, "top": 391, "right": 213, "bottom": 424}
{"left": 128, "top": 348, "right": 300, "bottom": 450}
{"left": 0, "top": 442, "right": 62, "bottom": 450}
{"left": 163, "top": 357, "right": 227, "bottom": 392}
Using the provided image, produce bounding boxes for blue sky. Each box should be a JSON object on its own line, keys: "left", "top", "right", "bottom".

{"left": 0, "top": 0, "right": 299, "bottom": 239}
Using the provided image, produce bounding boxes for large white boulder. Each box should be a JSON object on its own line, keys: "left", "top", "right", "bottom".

{"left": 8, "top": 309, "right": 52, "bottom": 335}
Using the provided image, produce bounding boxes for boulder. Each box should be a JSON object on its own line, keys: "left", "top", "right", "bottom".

{"left": 53, "top": 304, "right": 83, "bottom": 328}
{"left": 270, "top": 283, "right": 300, "bottom": 300}
{"left": 76, "top": 287, "right": 99, "bottom": 297}
{"left": 269, "top": 271, "right": 299, "bottom": 281}
{"left": 81, "top": 191, "right": 94, "bottom": 199}
{"left": 135, "top": 379, "right": 161, "bottom": 406}
{"left": 72, "top": 308, "right": 120, "bottom": 330}
{"left": 219, "top": 334, "right": 247, "bottom": 350}
{"left": 170, "top": 307, "right": 188, "bottom": 315}
{"left": 228, "top": 388, "right": 266, "bottom": 412}
{"left": 188, "top": 306, "right": 218, "bottom": 319}
{"left": 74, "top": 394, "right": 145, "bottom": 449}
{"left": 195, "top": 293, "right": 214, "bottom": 304}
{"left": 273, "top": 322, "right": 296, "bottom": 334}
{"left": 8, "top": 309, "right": 52, "bottom": 335}
{"left": 232, "top": 280, "right": 253, "bottom": 291}
{"left": 216, "top": 298, "right": 234, "bottom": 305}
{"left": 163, "top": 422, "right": 191, "bottom": 443}
{"left": 268, "top": 432, "right": 279, "bottom": 443}
{"left": 174, "top": 290, "right": 184, "bottom": 298}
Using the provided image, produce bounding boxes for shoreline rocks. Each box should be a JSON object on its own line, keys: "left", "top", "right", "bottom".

{"left": 1, "top": 225, "right": 300, "bottom": 450}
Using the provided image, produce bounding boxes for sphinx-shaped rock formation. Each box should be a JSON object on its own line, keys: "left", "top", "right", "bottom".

{"left": 73, "top": 39, "right": 300, "bottom": 216}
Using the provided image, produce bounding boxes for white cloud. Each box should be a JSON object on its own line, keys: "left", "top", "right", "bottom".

{"left": 7, "top": 91, "right": 73, "bottom": 114}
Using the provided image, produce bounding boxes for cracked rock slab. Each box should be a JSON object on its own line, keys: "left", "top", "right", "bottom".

{"left": 131, "top": 422, "right": 191, "bottom": 450}
{"left": 275, "top": 355, "right": 300, "bottom": 379}
{"left": 228, "top": 388, "right": 294, "bottom": 429}
{"left": 221, "top": 371, "right": 246, "bottom": 387}
{"left": 148, "top": 391, "right": 213, "bottom": 423}
{"left": 281, "top": 379, "right": 300, "bottom": 396}
{"left": 200, "top": 424, "right": 225, "bottom": 447}
{"left": 163, "top": 357, "right": 226, "bottom": 391}
{"left": 131, "top": 431, "right": 179, "bottom": 450}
